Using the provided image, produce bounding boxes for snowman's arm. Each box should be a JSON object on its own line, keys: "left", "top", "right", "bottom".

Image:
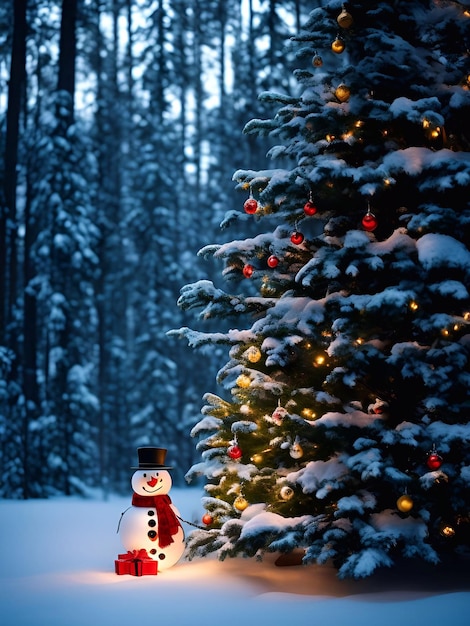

{"left": 116, "top": 506, "right": 132, "bottom": 533}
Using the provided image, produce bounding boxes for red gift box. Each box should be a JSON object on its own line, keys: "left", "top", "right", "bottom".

{"left": 115, "top": 549, "right": 158, "bottom": 576}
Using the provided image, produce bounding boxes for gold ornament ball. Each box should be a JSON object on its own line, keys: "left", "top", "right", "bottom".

{"left": 331, "top": 38, "right": 345, "bottom": 54}
{"left": 396, "top": 494, "right": 414, "bottom": 513}
{"left": 250, "top": 453, "right": 263, "bottom": 464}
{"left": 337, "top": 9, "right": 353, "bottom": 29}
{"left": 234, "top": 495, "right": 249, "bottom": 511}
{"left": 246, "top": 346, "right": 262, "bottom": 363}
{"left": 335, "top": 84, "right": 351, "bottom": 103}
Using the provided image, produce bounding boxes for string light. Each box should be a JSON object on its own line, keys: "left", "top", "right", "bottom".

{"left": 236, "top": 374, "right": 251, "bottom": 388}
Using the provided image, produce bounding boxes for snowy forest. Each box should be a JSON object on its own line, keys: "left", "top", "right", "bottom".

{"left": 0, "top": 0, "right": 313, "bottom": 498}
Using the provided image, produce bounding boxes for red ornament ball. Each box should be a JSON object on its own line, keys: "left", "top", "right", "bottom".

{"left": 290, "top": 231, "right": 304, "bottom": 245}
{"left": 243, "top": 264, "right": 254, "bottom": 278}
{"left": 362, "top": 212, "right": 378, "bottom": 231}
{"left": 202, "top": 513, "right": 213, "bottom": 525}
{"left": 303, "top": 201, "right": 317, "bottom": 216}
{"left": 244, "top": 198, "right": 258, "bottom": 214}
{"left": 267, "top": 255, "right": 279, "bottom": 268}
{"left": 228, "top": 444, "right": 242, "bottom": 460}
{"left": 426, "top": 453, "right": 443, "bottom": 470}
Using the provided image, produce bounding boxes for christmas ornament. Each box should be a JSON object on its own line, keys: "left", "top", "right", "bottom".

{"left": 331, "top": 37, "right": 345, "bottom": 54}
{"left": 267, "top": 255, "right": 279, "bottom": 268}
{"left": 228, "top": 443, "right": 242, "bottom": 460}
{"left": 290, "top": 230, "right": 304, "bottom": 245}
{"left": 202, "top": 513, "right": 214, "bottom": 525}
{"left": 290, "top": 437, "right": 303, "bottom": 459}
{"left": 280, "top": 485, "right": 294, "bottom": 500}
{"left": 272, "top": 405, "right": 288, "bottom": 425}
{"left": 367, "top": 398, "right": 389, "bottom": 415}
{"left": 426, "top": 450, "right": 443, "bottom": 470}
{"left": 250, "top": 453, "right": 263, "bottom": 464}
{"left": 337, "top": 6, "right": 353, "bottom": 29}
{"left": 246, "top": 346, "right": 262, "bottom": 363}
{"left": 260, "top": 279, "right": 277, "bottom": 297}
{"left": 244, "top": 197, "right": 258, "bottom": 214}
{"left": 304, "top": 193, "right": 317, "bottom": 216}
{"left": 396, "top": 494, "right": 414, "bottom": 513}
{"left": 117, "top": 447, "right": 185, "bottom": 572}
{"left": 362, "top": 207, "right": 378, "bottom": 232}
{"left": 335, "top": 83, "right": 351, "bottom": 103}
{"left": 234, "top": 495, "right": 249, "bottom": 511}
{"left": 243, "top": 264, "right": 254, "bottom": 278}
{"left": 312, "top": 53, "right": 323, "bottom": 67}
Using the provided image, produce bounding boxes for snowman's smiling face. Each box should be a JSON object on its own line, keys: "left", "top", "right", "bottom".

{"left": 131, "top": 469, "right": 172, "bottom": 496}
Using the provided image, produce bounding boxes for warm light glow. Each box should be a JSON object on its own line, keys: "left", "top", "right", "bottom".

{"left": 355, "top": 338, "right": 363, "bottom": 345}
{"left": 409, "top": 300, "right": 419, "bottom": 311}
{"left": 326, "top": 134, "right": 335, "bottom": 142}
{"left": 236, "top": 374, "right": 251, "bottom": 388}
{"left": 441, "top": 328, "right": 450, "bottom": 337}
{"left": 439, "top": 523, "right": 456, "bottom": 538}
{"left": 314, "top": 355, "right": 326, "bottom": 365}
{"left": 302, "top": 408, "right": 316, "bottom": 419}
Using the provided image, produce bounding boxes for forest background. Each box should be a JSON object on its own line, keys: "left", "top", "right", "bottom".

{"left": 0, "top": 0, "right": 315, "bottom": 498}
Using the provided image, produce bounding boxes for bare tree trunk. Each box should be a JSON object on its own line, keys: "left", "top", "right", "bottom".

{"left": 1, "top": 0, "right": 26, "bottom": 345}
{"left": 57, "top": 0, "right": 78, "bottom": 120}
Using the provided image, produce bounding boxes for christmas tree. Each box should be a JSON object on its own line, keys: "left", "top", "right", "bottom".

{"left": 170, "top": 0, "right": 470, "bottom": 578}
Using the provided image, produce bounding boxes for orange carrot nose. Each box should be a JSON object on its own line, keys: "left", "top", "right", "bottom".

{"left": 147, "top": 476, "right": 158, "bottom": 487}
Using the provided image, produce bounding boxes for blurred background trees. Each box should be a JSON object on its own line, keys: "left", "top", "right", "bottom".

{"left": 0, "top": 0, "right": 313, "bottom": 497}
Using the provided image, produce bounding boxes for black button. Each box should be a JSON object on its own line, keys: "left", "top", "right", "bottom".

{"left": 148, "top": 519, "right": 156, "bottom": 527}
{"left": 158, "top": 553, "right": 166, "bottom": 560}
{"left": 147, "top": 510, "right": 154, "bottom": 516}
{"left": 148, "top": 530, "right": 157, "bottom": 539}
{"left": 150, "top": 549, "right": 156, "bottom": 555}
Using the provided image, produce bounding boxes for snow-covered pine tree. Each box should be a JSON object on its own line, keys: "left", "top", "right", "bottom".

{"left": 170, "top": 0, "right": 470, "bottom": 578}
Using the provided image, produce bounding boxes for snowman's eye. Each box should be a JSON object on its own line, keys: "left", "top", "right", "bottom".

{"left": 143, "top": 473, "right": 147, "bottom": 477}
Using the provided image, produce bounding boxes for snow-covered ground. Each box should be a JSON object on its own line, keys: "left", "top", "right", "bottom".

{"left": 1, "top": 486, "right": 469, "bottom": 626}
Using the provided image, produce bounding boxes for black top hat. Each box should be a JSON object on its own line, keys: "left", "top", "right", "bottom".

{"left": 131, "top": 447, "right": 173, "bottom": 470}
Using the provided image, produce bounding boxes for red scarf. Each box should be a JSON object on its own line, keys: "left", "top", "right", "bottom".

{"left": 132, "top": 493, "right": 181, "bottom": 548}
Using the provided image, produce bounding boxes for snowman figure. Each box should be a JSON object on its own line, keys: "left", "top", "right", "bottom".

{"left": 119, "top": 447, "right": 185, "bottom": 571}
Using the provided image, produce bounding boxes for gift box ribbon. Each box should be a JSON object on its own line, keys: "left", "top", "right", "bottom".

{"left": 118, "top": 549, "right": 150, "bottom": 575}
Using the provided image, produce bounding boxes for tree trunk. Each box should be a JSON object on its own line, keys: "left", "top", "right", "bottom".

{"left": 57, "top": 0, "right": 78, "bottom": 120}
{"left": 1, "top": 0, "right": 26, "bottom": 345}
